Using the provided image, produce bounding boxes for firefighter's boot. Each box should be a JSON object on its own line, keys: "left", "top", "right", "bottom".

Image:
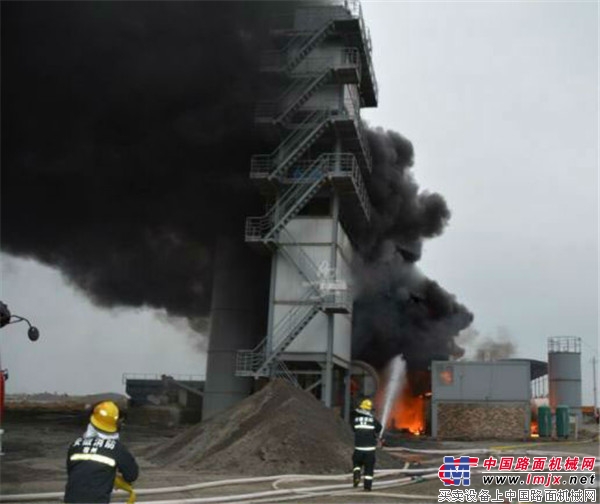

{"left": 364, "top": 476, "right": 373, "bottom": 491}
{"left": 353, "top": 468, "right": 361, "bottom": 488}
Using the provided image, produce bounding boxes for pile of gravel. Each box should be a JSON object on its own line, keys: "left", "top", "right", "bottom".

{"left": 147, "top": 379, "right": 402, "bottom": 475}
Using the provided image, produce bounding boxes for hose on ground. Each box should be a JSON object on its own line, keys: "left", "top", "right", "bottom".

{"left": 0, "top": 469, "right": 439, "bottom": 503}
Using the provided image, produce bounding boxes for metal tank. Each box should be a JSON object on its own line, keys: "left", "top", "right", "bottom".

{"left": 548, "top": 336, "right": 582, "bottom": 420}
{"left": 202, "top": 234, "right": 270, "bottom": 420}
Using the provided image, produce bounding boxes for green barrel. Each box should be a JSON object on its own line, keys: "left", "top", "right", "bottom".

{"left": 537, "top": 406, "right": 552, "bottom": 437}
{"left": 556, "top": 405, "right": 570, "bottom": 438}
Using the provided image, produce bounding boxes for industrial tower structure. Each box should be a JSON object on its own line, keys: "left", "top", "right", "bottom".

{"left": 548, "top": 336, "right": 582, "bottom": 420}
{"left": 203, "top": 0, "right": 377, "bottom": 420}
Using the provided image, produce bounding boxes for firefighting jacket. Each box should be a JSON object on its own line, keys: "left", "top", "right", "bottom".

{"left": 64, "top": 434, "right": 138, "bottom": 503}
{"left": 351, "top": 408, "right": 382, "bottom": 451}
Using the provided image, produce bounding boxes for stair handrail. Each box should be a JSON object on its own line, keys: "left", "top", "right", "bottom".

{"left": 262, "top": 165, "right": 328, "bottom": 241}
{"left": 250, "top": 109, "right": 328, "bottom": 177}
{"left": 247, "top": 153, "right": 371, "bottom": 239}
{"left": 237, "top": 289, "right": 318, "bottom": 378}
{"left": 355, "top": 118, "right": 373, "bottom": 172}
{"left": 255, "top": 77, "right": 312, "bottom": 118}
{"left": 271, "top": 303, "right": 320, "bottom": 354}
{"left": 258, "top": 47, "right": 362, "bottom": 120}
{"left": 278, "top": 228, "right": 322, "bottom": 290}
{"left": 256, "top": 303, "right": 321, "bottom": 377}
{"left": 292, "top": 47, "right": 361, "bottom": 77}
{"left": 272, "top": 290, "right": 318, "bottom": 340}
{"left": 236, "top": 339, "right": 267, "bottom": 373}
{"left": 259, "top": 20, "right": 332, "bottom": 74}
{"left": 246, "top": 157, "right": 329, "bottom": 241}
{"left": 275, "top": 69, "right": 333, "bottom": 124}
{"left": 259, "top": 30, "right": 312, "bottom": 70}
{"left": 344, "top": 153, "right": 371, "bottom": 221}
{"left": 267, "top": 115, "right": 331, "bottom": 179}
{"left": 273, "top": 360, "right": 301, "bottom": 388}
{"left": 285, "top": 20, "right": 335, "bottom": 72}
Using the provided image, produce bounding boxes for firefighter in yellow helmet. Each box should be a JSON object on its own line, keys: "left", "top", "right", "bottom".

{"left": 64, "top": 401, "right": 138, "bottom": 503}
{"left": 350, "top": 398, "right": 382, "bottom": 491}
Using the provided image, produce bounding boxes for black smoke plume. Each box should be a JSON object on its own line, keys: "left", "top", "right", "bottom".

{"left": 1, "top": 2, "right": 472, "bottom": 368}
{"left": 2, "top": 1, "right": 280, "bottom": 321}
{"left": 352, "top": 128, "right": 473, "bottom": 370}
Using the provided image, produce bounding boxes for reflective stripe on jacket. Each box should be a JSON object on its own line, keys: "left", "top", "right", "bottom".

{"left": 351, "top": 408, "right": 382, "bottom": 450}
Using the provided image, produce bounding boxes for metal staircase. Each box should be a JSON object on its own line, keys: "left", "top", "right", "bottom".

{"left": 258, "top": 302, "right": 321, "bottom": 377}
{"left": 257, "top": 48, "right": 361, "bottom": 125}
{"left": 261, "top": 1, "right": 377, "bottom": 106}
{"left": 239, "top": 1, "right": 376, "bottom": 388}
{"left": 277, "top": 69, "right": 335, "bottom": 124}
{"left": 246, "top": 156, "right": 330, "bottom": 244}
{"left": 251, "top": 111, "right": 331, "bottom": 179}
{"left": 236, "top": 290, "right": 320, "bottom": 378}
{"left": 278, "top": 228, "right": 321, "bottom": 290}
{"left": 286, "top": 21, "right": 336, "bottom": 72}
{"left": 247, "top": 153, "right": 370, "bottom": 245}
{"left": 261, "top": 21, "right": 337, "bottom": 74}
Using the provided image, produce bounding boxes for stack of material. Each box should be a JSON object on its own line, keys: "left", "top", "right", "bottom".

{"left": 148, "top": 379, "right": 401, "bottom": 475}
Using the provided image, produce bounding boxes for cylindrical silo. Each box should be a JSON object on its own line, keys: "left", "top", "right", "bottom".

{"left": 202, "top": 234, "right": 270, "bottom": 420}
{"left": 548, "top": 336, "right": 582, "bottom": 420}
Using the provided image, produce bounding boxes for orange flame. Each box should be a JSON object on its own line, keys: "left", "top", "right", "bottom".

{"left": 388, "top": 383, "right": 426, "bottom": 435}
{"left": 530, "top": 420, "right": 539, "bottom": 436}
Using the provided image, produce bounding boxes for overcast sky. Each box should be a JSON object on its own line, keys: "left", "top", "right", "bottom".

{"left": 1, "top": 1, "right": 598, "bottom": 405}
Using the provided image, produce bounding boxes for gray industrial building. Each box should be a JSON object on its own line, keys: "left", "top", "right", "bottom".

{"left": 202, "top": 0, "right": 377, "bottom": 420}
{"left": 431, "top": 338, "right": 583, "bottom": 440}
{"left": 431, "top": 360, "right": 533, "bottom": 440}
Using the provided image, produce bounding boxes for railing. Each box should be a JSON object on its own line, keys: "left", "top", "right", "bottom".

{"left": 256, "top": 49, "right": 361, "bottom": 122}
{"left": 236, "top": 289, "right": 318, "bottom": 376}
{"left": 260, "top": 30, "right": 314, "bottom": 70}
{"left": 269, "top": 303, "right": 320, "bottom": 357}
{"left": 121, "top": 373, "right": 205, "bottom": 384}
{"left": 356, "top": 119, "right": 372, "bottom": 172}
{"left": 340, "top": 87, "right": 372, "bottom": 173}
{"left": 260, "top": 20, "right": 333, "bottom": 73}
{"left": 250, "top": 110, "right": 330, "bottom": 177}
{"left": 255, "top": 78, "right": 312, "bottom": 118}
{"left": 321, "top": 286, "right": 353, "bottom": 313}
{"left": 246, "top": 156, "right": 329, "bottom": 241}
{"left": 261, "top": 31, "right": 313, "bottom": 70}
{"left": 294, "top": 48, "right": 361, "bottom": 77}
{"left": 277, "top": 69, "right": 333, "bottom": 124}
{"left": 278, "top": 228, "right": 322, "bottom": 290}
{"left": 273, "top": 360, "right": 301, "bottom": 388}
{"left": 279, "top": 226, "right": 354, "bottom": 312}
{"left": 346, "top": 153, "right": 371, "bottom": 221}
{"left": 250, "top": 110, "right": 329, "bottom": 176}
{"left": 236, "top": 340, "right": 266, "bottom": 374}
{"left": 262, "top": 1, "right": 377, "bottom": 101}
{"left": 341, "top": 0, "right": 378, "bottom": 101}
{"left": 247, "top": 153, "right": 371, "bottom": 242}
{"left": 286, "top": 20, "right": 335, "bottom": 71}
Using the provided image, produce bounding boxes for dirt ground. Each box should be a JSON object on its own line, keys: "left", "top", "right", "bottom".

{"left": 1, "top": 401, "right": 598, "bottom": 504}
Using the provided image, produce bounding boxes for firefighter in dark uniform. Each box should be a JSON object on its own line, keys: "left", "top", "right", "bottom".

{"left": 64, "top": 401, "right": 138, "bottom": 503}
{"left": 351, "top": 398, "right": 382, "bottom": 491}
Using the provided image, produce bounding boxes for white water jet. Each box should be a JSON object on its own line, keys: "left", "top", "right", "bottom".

{"left": 378, "top": 354, "right": 407, "bottom": 438}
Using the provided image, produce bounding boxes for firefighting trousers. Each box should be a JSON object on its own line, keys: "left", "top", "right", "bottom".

{"left": 352, "top": 449, "right": 375, "bottom": 489}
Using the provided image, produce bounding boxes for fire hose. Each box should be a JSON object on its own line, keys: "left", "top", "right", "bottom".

{"left": 0, "top": 468, "right": 440, "bottom": 503}
{"left": 1, "top": 448, "right": 597, "bottom": 503}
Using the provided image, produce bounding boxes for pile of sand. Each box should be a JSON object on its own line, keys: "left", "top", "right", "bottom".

{"left": 147, "top": 379, "right": 402, "bottom": 475}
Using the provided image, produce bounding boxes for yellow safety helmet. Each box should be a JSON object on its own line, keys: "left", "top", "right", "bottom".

{"left": 359, "top": 398, "right": 373, "bottom": 411}
{"left": 90, "top": 401, "right": 120, "bottom": 433}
